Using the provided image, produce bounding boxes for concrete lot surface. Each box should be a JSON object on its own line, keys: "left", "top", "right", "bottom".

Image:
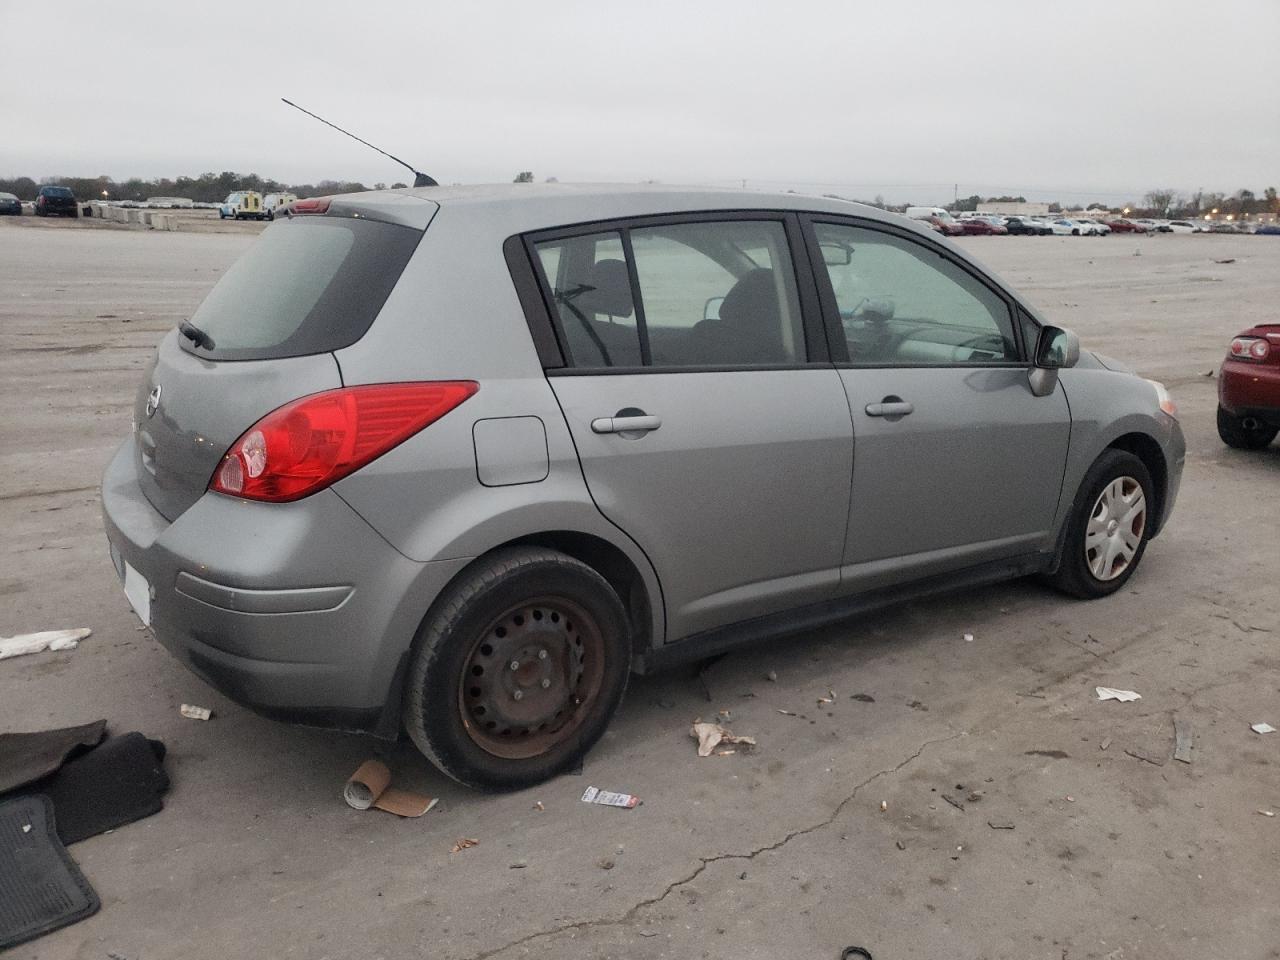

{"left": 1, "top": 220, "right": 1278, "bottom": 960}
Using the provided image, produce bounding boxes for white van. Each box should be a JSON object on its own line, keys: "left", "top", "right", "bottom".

{"left": 905, "top": 206, "right": 954, "bottom": 222}
{"left": 263, "top": 193, "right": 298, "bottom": 221}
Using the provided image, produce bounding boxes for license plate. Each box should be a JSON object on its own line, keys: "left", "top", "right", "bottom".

{"left": 123, "top": 562, "right": 151, "bottom": 627}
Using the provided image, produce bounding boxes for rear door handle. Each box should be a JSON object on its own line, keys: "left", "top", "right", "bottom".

{"left": 864, "top": 400, "right": 914, "bottom": 417}
{"left": 591, "top": 415, "right": 662, "bottom": 434}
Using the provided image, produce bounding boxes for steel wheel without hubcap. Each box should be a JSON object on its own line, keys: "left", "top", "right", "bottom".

{"left": 1085, "top": 476, "right": 1146, "bottom": 581}
{"left": 459, "top": 596, "right": 605, "bottom": 760}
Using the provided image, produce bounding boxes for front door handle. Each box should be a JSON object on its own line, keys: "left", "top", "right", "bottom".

{"left": 591, "top": 414, "right": 662, "bottom": 435}
{"left": 864, "top": 398, "right": 914, "bottom": 418}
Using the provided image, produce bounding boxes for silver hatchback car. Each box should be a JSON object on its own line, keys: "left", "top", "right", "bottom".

{"left": 102, "top": 185, "right": 1184, "bottom": 789}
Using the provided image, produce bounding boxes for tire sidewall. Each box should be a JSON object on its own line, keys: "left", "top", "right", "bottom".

{"left": 405, "top": 553, "right": 631, "bottom": 790}
{"left": 1059, "top": 450, "right": 1154, "bottom": 598}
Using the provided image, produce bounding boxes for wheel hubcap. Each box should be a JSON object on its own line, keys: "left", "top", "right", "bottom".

{"left": 1085, "top": 476, "right": 1147, "bottom": 581}
{"left": 459, "top": 597, "right": 604, "bottom": 760}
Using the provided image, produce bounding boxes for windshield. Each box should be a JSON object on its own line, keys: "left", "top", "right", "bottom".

{"left": 44, "top": 187, "right": 73, "bottom": 198}
{"left": 182, "top": 216, "right": 421, "bottom": 361}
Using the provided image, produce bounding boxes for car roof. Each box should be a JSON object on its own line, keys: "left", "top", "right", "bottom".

{"left": 350, "top": 182, "right": 916, "bottom": 235}
{"left": 0, "top": 192, "right": 17, "bottom": 200}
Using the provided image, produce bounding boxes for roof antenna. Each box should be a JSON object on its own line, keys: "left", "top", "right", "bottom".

{"left": 281, "top": 98, "right": 437, "bottom": 187}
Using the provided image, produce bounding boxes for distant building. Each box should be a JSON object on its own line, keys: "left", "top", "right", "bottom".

{"left": 977, "top": 201, "right": 1050, "bottom": 216}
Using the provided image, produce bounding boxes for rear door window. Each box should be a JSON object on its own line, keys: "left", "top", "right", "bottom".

{"left": 182, "top": 216, "right": 421, "bottom": 361}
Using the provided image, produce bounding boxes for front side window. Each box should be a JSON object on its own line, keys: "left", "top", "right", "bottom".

{"left": 532, "top": 219, "right": 804, "bottom": 369}
{"left": 815, "top": 222, "right": 1017, "bottom": 366}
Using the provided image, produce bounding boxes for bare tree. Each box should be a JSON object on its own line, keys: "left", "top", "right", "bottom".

{"left": 1143, "top": 189, "right": 1178, "bottom": 215}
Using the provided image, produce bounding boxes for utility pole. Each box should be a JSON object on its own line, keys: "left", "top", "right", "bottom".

{"left": 954, "top": 183, "right": 958, "bottom": 204}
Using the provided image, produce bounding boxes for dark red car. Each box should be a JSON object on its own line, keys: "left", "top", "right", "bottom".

{"left": 1103, "top": 219, "right": 1145, "bottom": 234}
{"left": 926, "top": 215, "right": 965, "bottom": 237}
{"left": 958, "top": 218, "right": 1007, "bottom": 236}
{"left": 1218, "top": 325, "right": 1280, "bottom": 449}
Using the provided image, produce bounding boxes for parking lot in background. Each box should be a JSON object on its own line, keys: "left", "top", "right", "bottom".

{"left": 2, "top": 218, "right": 1278, "bottom": 959}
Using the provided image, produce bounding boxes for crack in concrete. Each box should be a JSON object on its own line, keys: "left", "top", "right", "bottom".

{"left": 459, "top": 730, "right": 964, "bottom": 960}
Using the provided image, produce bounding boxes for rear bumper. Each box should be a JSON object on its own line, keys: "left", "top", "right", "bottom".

{"left": 1219, "top": 360, "right": 1280, "bottom": 425}
{"left": 100, "top": 439, "right": 471, "bottom": 734}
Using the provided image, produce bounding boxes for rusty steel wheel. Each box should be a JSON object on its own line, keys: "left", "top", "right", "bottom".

{"left": 403, "top": 546, "right": 631, "bottom": 790}
{"left": 459, "top": 596, "right": 606, "bottom": 759}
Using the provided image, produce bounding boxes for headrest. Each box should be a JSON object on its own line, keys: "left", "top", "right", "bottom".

{"left": 575, "top": 259, "right": 634, "bottom": 318}
{"left": 720, "top": 268, "right": 779, "bottom": 324}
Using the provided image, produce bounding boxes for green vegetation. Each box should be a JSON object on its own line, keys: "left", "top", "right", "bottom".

{"left": 0, "top": 172, "right": 375, "bottom": 203}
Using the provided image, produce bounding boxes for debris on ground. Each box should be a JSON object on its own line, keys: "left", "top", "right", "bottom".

{"left": 0, "top": 720, "right": 106, "bottom": 794}
{"left": 1213, "top": 258, "right": 1236, "bottom": 264}
{"left": 879, "top": 800, "right": 887, "bottom": 813}
{"left": 942, "top": 794, "right": 966, "bottom": 812}
{"left": 1174, "top": 717, "right": 1193, "bottom": 763}
{"left": 841, "top": 947, "right": 873, "bottom": 960}
{"left": 1096, "top": 686, "right": 1142, "bottom": 703}
{"left": 581, "top": 786, "right": 640, "bottom": 809}
{"left": 690, "top": 720, "right": 756, "bottom": 757}
{"left": 766, "top": 670, "right": 778, "bottom": 682}
{"left": 895, "top": 840, "right": 906, "bottom": 850}
{"left": 179, "top": 704, "right": 211, "bottom": 721}
{"left": 777, "top": 709, "right": 797, "bottom": 717}
{"left": 817, "top": 690, "right": 835, "bottom": 705}
{"left": 1257, "top": 810, "right": 1275, "bottom": 818}
{"left": 0, "top": 629, "right": 91, "bottom": 661}
{"left": 1250, "top": 723, "right": 1276, "bottom": 735}
{"left": 596, "top": 857, "right": 615, "bottom": 870}
{"left": 533, "top": 801, "right": 544, "bottom": 811}
{"left": 963, "top": 633, "right": 974, "bottom": 642}
{"left": 851, "top": 693, "right": 875, "bottom": 703}
{"left": 988, "top": 820, "right": 1015, "bottom": 830}
{"left": 509, "top": 860, "right": 527, "bottom": 869}
{"left": 450, "top": 838, "right": 478, "bottom": 853}
{"left": 343, "top": 760, "right": 438, "bottom": 818}
{"left": 1100, "top": 737, "right": 1113, "bottom": 751}
{"left": 1125, "top": 748, "right": 1165, "bottom": 767}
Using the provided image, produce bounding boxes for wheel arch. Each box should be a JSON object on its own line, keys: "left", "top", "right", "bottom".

{"left": 1105, "top": 431, "right": 1167, "bottom": 535}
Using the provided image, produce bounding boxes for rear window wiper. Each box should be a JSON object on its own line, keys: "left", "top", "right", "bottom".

{"left": 178, "top": 320, "right": 215, "bottom": 351}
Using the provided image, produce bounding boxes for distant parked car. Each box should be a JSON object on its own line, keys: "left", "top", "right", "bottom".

{"left": 957, "top": 218, "right": 1005, "bottom": 236}
{"left": 1217, "top": 326, "right": 1280, "bottom": 449}
{"left": 1049, "top": 219, "right": 1097, "bottom": 236}
{"left": 1255, "top": 224, "right": 1280, "bottom": 236}
{"left": 0, "top": 192, "right": 22, "bottom": 216}
{"left": 1103, "top": 219, "right": 1144, "bottom": 233}
{"left": 1089, "top": 221, "right": 1112, "bottom": 235}
{"left": 1167, "top": 221, "right": 1195, "bottom": 234}
{"left": 34, "top": 185, "right": 78, "bottom": 217}
{"left": 1003, "top": 216, "right": 1044, "bottom": 236}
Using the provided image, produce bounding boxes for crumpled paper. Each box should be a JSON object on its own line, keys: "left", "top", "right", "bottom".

{"left": 690, "top": 720, "right": 757, "bottom": 757}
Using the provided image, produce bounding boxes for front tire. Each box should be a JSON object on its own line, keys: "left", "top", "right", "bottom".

{"left": 403, "top": 547, "right": 631, "bottom": 790}
{"left": 1046, "top": 449, "right": 1154, "bottom": 599}
{"left": 1217, "top": 406, "right": 1278, "bottom": 450}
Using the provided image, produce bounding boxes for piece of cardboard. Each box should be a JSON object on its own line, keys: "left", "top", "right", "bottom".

{"left": 343, "top": 760, "right": 437, "bottom": 818}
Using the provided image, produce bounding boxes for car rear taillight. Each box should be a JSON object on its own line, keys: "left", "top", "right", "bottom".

{"left": 289, "top": 197, "right": 332, "bottom": 216}
{"left": 1229, "top": 337, "right": 1270, "bottom": 362}
{"left": 210, "top": 381, "right": 478, "bottom": 502}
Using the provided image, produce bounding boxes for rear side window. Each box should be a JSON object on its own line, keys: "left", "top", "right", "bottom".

{"left": 531, "top": 218, "right": 805, "bottom": 369}
{"left": 182, "top": 216, "right": 421, "bottom": 361}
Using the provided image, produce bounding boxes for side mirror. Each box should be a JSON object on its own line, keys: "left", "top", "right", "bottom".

{"left": 1035, "top": 326, "right": 1080, "bottom": 369}
{"left": 1028, "top": 325, "right": 1079, "bottom": 397}
{"left": 820, "top": 242, "right": 854, "bottom": 266}
{"left": 703, "top": 296, "right": 725, "bottom": 321}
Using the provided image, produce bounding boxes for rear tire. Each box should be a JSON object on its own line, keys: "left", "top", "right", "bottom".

{"left": 1217, "top": 405, "right": 1278, "bottom": 450}
{"left": 403, "top": 547, "right": 631, "bottom": 790}
{"left": 1045, "top": 449, "right": 1154, "bottom": 599}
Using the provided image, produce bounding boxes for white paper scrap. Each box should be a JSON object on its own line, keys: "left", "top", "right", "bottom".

{"left": 1096, "top": 686, "right": 1141, "bottom": 702}
{"left": 0, "top": 628, "right": 92, "bottom": 660}
{"left": 1250, "top": 722, "right": 1276, "bottom": 735}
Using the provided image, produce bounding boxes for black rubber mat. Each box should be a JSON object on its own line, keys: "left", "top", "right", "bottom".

{"left": 32, "top": 733, "right": 169, "bottom": 845}
{"left": 0, "top": 794, "right": 100, "bottom": 950}
{"left": 0, "top": 720, "right": 106, "bottom": 794}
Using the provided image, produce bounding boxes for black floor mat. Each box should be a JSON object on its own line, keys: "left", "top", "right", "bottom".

{"left": 0, "top": 794, "right": 100, "bottom": 950}
{"left": 0, "top": 720, "right": 106, "bottom": 794}
{"left": 28, "top": 733, "right": 169, "bottom": 845}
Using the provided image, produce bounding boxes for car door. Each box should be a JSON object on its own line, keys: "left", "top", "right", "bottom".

{"left": 805, "top": 217, "right": 1071, "bottom": 592}
{"left": 527, "top": 214, "right": 854, "bottom": 641}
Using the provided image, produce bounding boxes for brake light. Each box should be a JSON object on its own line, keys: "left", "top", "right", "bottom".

{"left": 289, "top": 197, "right": 332, "bottom": 215}
{"left": 210, "top": 382, "right": 478, "bottom": 502}
{"left": 1229, "top": 337, "right": 1270, "bottom": 362}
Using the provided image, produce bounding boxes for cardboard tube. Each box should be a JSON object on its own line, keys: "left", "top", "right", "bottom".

{"left": 344, "top": 759, "right": 437, "bottom": 818}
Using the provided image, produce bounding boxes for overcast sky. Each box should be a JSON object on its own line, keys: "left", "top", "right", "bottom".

{"left": 2, "top": 0, "right": 1276, "bottom": 204}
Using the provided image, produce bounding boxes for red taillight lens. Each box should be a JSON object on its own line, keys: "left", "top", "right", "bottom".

{"left": 210, "top": 382, "right": 478, "bottom": 502}
{"left": 288, "top": 197, "right": 332, "bottom": 216}
{"left": 1229, "top": 337, "right": 1269, "bottom": 362}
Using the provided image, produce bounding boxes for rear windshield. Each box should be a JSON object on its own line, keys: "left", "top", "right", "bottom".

{"left": 44, "top": 187, "right": 74, "bottom": 198}
{"left": 181, "top": 216, "right": 421, "bottom": 361}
